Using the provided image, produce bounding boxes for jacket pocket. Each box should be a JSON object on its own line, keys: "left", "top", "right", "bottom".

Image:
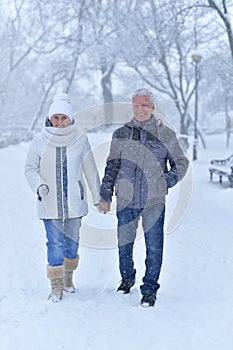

{"left": 157, "top": 174, "right": 167, "bottom": 194}
{"left": 78, "top": 180, "right": 84, "bottom": 200}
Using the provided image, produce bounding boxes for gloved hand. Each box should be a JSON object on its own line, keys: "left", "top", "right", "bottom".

{"left": 37, "top": 184, "right": 49, "bottom": 201}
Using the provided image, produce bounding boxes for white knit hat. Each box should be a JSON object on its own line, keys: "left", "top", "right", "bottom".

{"left": 48, "top": 93, "right": 73, "bottom": 120}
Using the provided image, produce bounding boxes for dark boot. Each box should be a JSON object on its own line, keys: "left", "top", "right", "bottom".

{"left": 117, "top": 280, "right": 135, "bottom": 294}
{"left": 140, "top": 294, "right": 156, "bottom": 307}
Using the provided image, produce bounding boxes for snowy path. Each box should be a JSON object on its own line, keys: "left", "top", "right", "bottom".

{"left": 1, "top": 135, "right": 233, "bottom": 350}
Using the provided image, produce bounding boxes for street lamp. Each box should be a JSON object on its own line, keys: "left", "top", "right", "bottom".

{"left": 191, "top": 53, "right": 202, "bottom": 161}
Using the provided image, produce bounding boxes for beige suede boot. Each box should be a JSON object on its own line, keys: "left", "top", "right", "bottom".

{"left": 64, "top": 255, "right": 79, "bottom": 293}
{"left": 47, "top": 264, "right": 64, "bottom": 302}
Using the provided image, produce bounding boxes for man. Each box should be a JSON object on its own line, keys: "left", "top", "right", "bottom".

{"left": 99, "top": 88, "right": 189, "bottom": 307}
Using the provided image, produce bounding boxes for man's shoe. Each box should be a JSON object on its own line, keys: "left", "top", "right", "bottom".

{"left": 117, "top": 280, "right": 135, "bottom": 294}
{"left": 140, "top": 294, "right": 156, "bottom": 307}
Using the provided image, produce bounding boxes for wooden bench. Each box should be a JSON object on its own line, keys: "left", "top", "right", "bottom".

{"left": 209, "top": 154, "right": 233, "bottom": 188}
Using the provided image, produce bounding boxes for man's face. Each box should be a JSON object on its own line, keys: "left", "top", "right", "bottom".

{"left": 132, "top": 95, "right": 154, "bottom": 123}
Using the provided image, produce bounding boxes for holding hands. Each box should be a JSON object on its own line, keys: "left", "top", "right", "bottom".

{"left": 98, "top": 201, "right": 110, "bottom": 214}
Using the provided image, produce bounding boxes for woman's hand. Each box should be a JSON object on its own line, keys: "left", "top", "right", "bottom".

{"left": 98, "top": 201, "right": 111, "bottom": 214}
{"left": 37, "top": 184, "right": 49, "bottom": 201}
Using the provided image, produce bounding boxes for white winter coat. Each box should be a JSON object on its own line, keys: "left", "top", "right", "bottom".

{"left": 25, "top": 122, "right": 100, "bottom": 220}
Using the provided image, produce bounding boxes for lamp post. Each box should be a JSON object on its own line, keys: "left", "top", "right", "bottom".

{"left": 191, "top": 53, "right": 202, "bottom": 161}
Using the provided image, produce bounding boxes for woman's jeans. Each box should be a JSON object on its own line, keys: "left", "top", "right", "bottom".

{"left": 117, "top": 203, "right": 165, "bottom": 297}
{"left": 43, "top": 218, "right": 81, "bottom": 266}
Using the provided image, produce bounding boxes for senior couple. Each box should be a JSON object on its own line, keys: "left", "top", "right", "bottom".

{"left": 25, "top": 88, "right": 189, "bottom": 307}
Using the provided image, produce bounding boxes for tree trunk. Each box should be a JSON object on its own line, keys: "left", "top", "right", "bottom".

{"left": 100, "top": 61, "right": 115, "bottom": 125}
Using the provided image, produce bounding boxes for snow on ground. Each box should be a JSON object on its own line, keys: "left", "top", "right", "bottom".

{"left": 0, "top": 133, "right": 233, "bottom": 350}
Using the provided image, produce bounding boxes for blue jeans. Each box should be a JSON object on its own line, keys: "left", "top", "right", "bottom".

{"left": 43, "top": 218, "right": 81, "bottom": 266}
{"left": 117, "top": 203, "right": 165, "bottom": 297}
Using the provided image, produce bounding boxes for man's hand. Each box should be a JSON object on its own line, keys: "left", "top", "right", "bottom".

{"left": 98, "top": 201, "right": 111, "bottom": 214}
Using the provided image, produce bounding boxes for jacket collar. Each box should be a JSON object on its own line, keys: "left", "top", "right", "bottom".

{"left": 126, "top": 115, "right": 161, "bottom": 130}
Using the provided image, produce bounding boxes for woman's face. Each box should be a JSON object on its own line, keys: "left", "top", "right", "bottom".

{"left": 50, "top": 114, "right": 71, "bottom": 128}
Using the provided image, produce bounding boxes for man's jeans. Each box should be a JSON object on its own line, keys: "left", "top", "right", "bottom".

{"left": 117, "top": 203, "right": 165, "bottom": 297}
{"left": 43, "top": 218, "right": 81, "bottom": 266}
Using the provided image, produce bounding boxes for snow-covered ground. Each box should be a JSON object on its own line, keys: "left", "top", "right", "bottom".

{"left": 1, "top": 132, "right": 233, "bottom": 350}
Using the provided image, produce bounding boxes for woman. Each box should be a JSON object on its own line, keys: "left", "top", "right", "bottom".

{"left": 25, "top": 93, "right": 100, "bottom": 302}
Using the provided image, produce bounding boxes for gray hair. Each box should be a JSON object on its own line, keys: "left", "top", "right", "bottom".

{"left": 132, "top": 88, "right": 155, "bottom": 105}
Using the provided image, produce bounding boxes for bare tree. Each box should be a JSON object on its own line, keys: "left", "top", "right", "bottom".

{"left": 205, "top": 0, "right": 233, "bottom": 144}
{"left": 83, "top": 0, "right": 121, "bottom": 124}
{"left": 22, "top": 0, "right": 87, "bottom": 129}
{"left": 1, "top": 0, "right": 233, "bottom": 147}
{"left": 118, "top": 0, "right": 202, "bottom": 135}
{"left": 207, "top": 0, "right": 233, "bottom": 63}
